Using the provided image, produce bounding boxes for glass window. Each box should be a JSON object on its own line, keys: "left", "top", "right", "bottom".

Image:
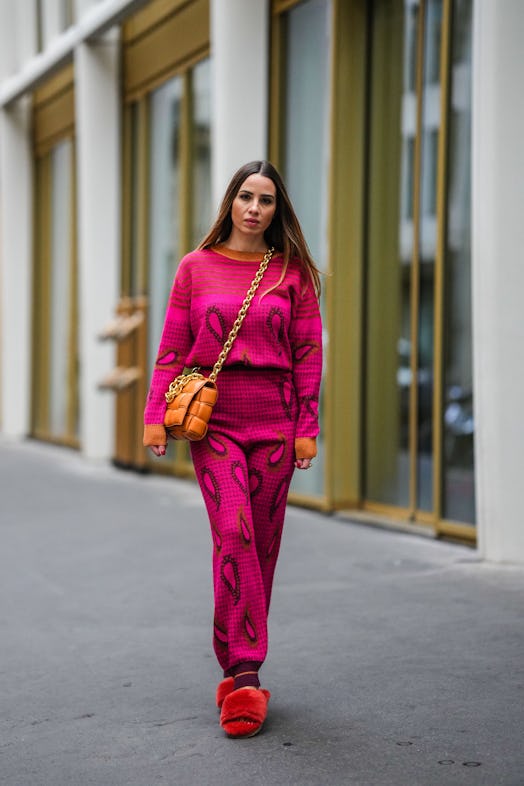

{"left": 148, "top": 75, "right": 183, "bottom": 365}
{"left": 191, "top": 59, "right": 212, "bottom": 249}
{"left": 442, "top": 0, "right": 475, "bottom": 523}
{"left": 280, "top": 0, "right": 332, "bottom": 498}
{"left": 146, "top": 59, "right": 213, "bottom": 371}
{"left": 129, "top": 101, "right": 141, "bottom": 297}
{"left": 417, "top": 0, "right": 442, "bottom": 512}
{"left": 122, "top": 55, "right": 212, "bottom": 471}
{"left": 364, "top": 0, "right": 474, "bottom": 528}
{"left": 48, "top": 140, "right": 74, "bottom": 435}
{"left": 281, "top": 0, "right": 331, "bottom": 274}
{"left": 33, "top": 138, "right": 78, "bottom": 443}
{"left": 365, "top": 0, "right": 415, "bottom": 507}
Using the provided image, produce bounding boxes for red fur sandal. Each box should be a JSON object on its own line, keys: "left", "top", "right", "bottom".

{"left": 219, "top": 687, "right": 271, "bottom": 738}
{"left": 215, "top": 677, "right": 235, "bottom": 709}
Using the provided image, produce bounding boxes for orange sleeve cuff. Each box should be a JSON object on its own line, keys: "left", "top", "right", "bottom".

{"left": 294, "top": 437, "right": 317, "bottom": 460}
{"left": 143, "top": 424, "right": 167, "bottom": 447}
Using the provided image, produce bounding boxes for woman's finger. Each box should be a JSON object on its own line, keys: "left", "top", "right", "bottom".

{"left": 295, "top": 458, "right": 312, "bottom": 470}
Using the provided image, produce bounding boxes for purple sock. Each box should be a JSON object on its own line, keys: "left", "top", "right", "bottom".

{"left": 229, "top": 661, "right": 261, "bottom": 690}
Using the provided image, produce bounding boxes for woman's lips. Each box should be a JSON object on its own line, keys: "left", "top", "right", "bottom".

{"left": 245, "top": 219, "right": 259, "bottom": 226}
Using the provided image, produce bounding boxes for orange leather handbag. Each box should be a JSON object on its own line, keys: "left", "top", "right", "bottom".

{"left": 164, "top": 372, "right": 218, "bottom": 441}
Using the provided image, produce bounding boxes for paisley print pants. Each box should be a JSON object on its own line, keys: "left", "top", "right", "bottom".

{"left": 191, "top": 368, "right": 297, "bottom": 671}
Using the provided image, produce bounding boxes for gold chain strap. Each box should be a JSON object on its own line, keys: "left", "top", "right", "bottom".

{"left": 209, "top": 246, "right": 274, "bottom": 381}
{"left": 165, "top": 370, "right": 204, "bottom": 402}
{"left": 165, "top": 247, "right": 274, "bottom": 403}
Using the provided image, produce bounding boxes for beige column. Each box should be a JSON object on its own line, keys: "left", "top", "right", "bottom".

{"left": 74, "top": 32, "right": 121, "bottom": 459}
{"left": 472, "top": 0, "right": 524, "bottom": 563}
{"left": 210, "top": 0, "right": 270, "bottom": 206}
{"left": 0, "top": 98, "right": 33, "bottom": 436}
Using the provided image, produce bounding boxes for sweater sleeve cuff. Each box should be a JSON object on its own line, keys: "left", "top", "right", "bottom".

{"left": 294, "top": 437, "right": 317, "bottom": 460}
{"left": 143, "top": 424, "right": 167, "bottom": 447}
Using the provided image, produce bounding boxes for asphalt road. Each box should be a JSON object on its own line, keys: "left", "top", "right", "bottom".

{"left": 1, "top": 438, "right": 523, "bottom": 786}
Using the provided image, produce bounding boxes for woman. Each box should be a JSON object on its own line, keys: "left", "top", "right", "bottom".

{"left": 143, "top": 160, "right": 322, "bottom": 738}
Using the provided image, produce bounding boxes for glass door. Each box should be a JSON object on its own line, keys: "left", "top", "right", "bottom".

{"left": 147, "top": 59, "right": 212, "bottom": 370}
{"left": 148, "top": 74, "right": 184, "bottom": 367}
{"left": 112, "top": 0, "right": 211, "bottom": 472}
{"left": 440, "top": 0, "right": 475, "bottom": 526}
{"left": 271, "top": 0, "right": 332, "bottom": 502}
{"left": 32, "top": 138, "right": 79, "bottom": 446}
{"left": 120, "top": 57, "right": 212, "bottom": 474}
{"left": 363, "top": 0, "right": 475, "bottom": 535}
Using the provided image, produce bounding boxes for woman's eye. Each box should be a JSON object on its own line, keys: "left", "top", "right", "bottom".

{"left": 261, "top": 198, "right": 273, "bottom": 205}
{"left": 239, "top": 193, "right": 250, "bottom": 201}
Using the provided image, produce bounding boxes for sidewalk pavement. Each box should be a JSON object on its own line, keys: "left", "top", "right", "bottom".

{"left": 1, "top": 438, "right": 523, "bottom": 786}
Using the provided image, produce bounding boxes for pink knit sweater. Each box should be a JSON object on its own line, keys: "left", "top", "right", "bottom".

{"left": 143, "top": 246, "right": 322, "bottom": 446}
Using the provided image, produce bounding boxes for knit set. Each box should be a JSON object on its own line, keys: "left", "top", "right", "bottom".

{"left": 144, "top": 246, "right": 322, "bottom": 674}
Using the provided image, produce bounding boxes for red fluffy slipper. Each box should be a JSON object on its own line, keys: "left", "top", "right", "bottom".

{"left": 215, "top": 677, "right": 235, "bottom": 709}
{"left": 220, "top": 687, "right": 271, "bottom": 738}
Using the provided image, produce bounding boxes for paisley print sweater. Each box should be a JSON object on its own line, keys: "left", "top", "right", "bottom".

{"left": 143, "top": 246, "right": 323, "bottom": 446}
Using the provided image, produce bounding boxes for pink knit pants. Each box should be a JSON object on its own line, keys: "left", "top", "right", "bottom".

{"left": 190, "top": 368, "right": 297, "bottom": 672}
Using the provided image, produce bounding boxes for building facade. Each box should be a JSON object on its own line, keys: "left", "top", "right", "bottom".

{"left": 1, "top": 0, "right": 523, "bottom": 563}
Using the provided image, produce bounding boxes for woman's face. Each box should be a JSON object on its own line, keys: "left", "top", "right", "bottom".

{"left": 230, "top": 174, "right": 277, "bottom": 242}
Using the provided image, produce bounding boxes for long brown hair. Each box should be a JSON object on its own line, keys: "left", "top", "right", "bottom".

{"left": 198, "top": 160, "right": 321, "bottom": 297}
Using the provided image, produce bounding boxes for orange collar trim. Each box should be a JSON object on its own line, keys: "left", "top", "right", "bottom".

{"left": 211, "top": 245, "right": 271, "bottom": 262}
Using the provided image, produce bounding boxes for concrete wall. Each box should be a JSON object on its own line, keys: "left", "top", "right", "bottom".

{"left": 472, "top": 0, "right": 524, "bottom": 563}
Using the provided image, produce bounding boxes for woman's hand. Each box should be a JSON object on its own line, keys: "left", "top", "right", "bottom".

{"left": 149, "top": 445, "right": 166, "bottom": 457}
{"left": 294, "top": 437, "right": 317, "bottom": 470}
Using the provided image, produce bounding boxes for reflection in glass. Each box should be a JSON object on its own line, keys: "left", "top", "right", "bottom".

{"left": 191, "top": 59, "right": 212, "bottom": 249}
{"left": 417, "top": 0, "right": 442, "bottom": 511}
{"left": 129, "top": 102, "right": 140, "bottom": 297}
{"left": 365, "top": 0, "right": 444, "bottom": 511}
{"left": 147, "top": 61, "right": 213, "bottom": 369}
{"left": 48, "top": 140, "right": 74, "bottom": 436}
{"left": 365, "top": 0, "right": 414, "bottom": 507}
{"left": 442, "top": 0, "right": 475, "bottom": 523}
{"left": 365, "top": 0, "right": 474, "bottom": 525}
{"left": 148, "top": 76, "right": 183, "bottom": 366}
{"left": 281, "top": 0, "right": 332, "bottom": 498}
